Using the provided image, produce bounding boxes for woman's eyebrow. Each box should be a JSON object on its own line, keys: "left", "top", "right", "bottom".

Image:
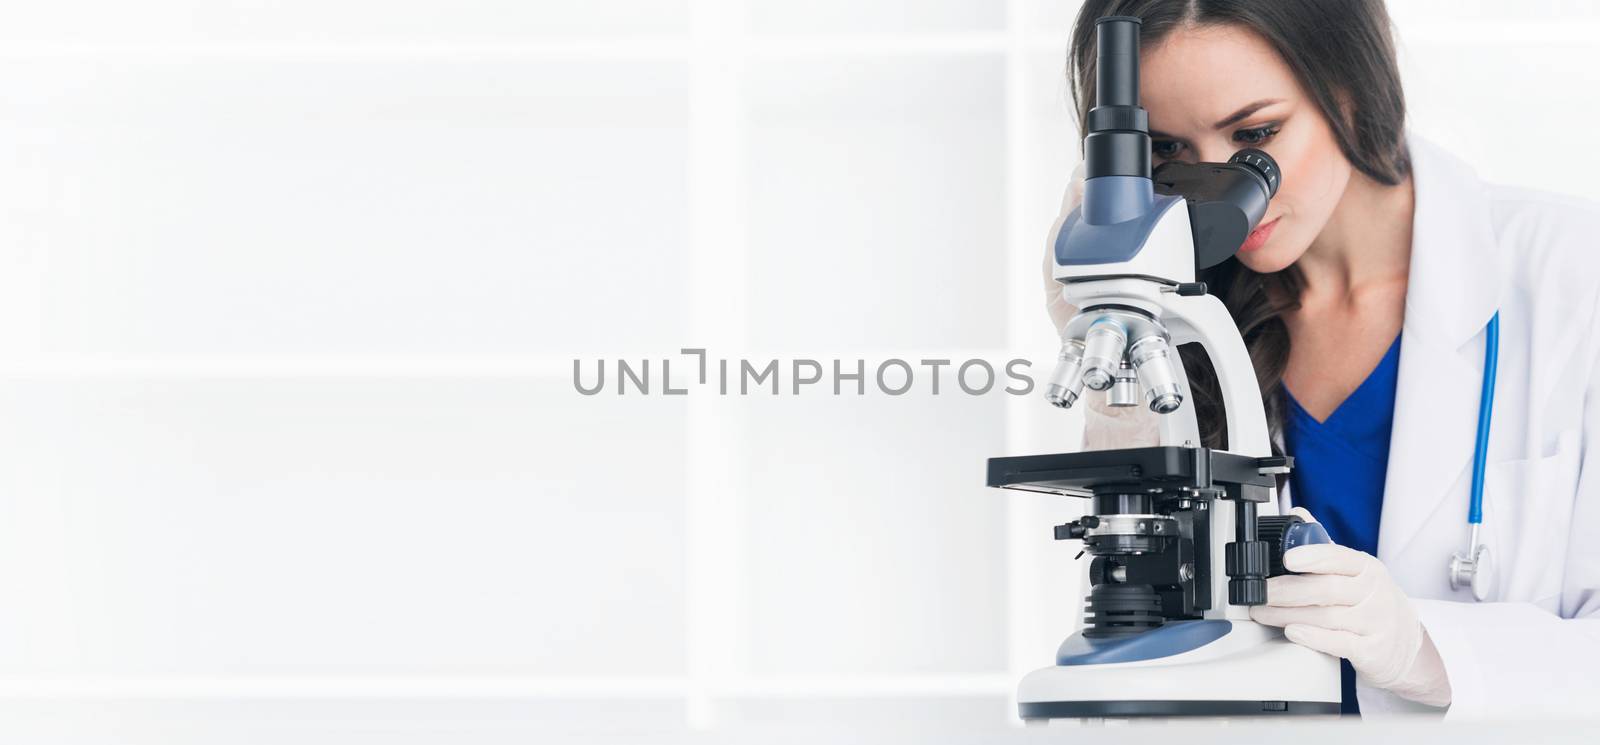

{"left": 1213, "top": 98, "right": 1283, "bottom": 129}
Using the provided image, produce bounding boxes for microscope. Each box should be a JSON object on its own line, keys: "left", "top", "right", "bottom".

{"left": 987, "top": 16, "right": 1340, "bottom": 719}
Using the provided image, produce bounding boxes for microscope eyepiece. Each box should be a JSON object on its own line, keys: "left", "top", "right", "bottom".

{"left": 1229, "top": 148, "right": 1281, "bottom": 198}
{"left": 1083, "top": 16, "right": 1150, "bottom": 180}
{"left": 1094, "top": 16, "right": 1142, "bottom": 109}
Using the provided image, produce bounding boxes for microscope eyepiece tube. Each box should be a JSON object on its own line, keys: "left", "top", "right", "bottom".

{"left": 1094, "top": 16, "right": 1141, "bottom": 108}
{"left": 1043, "top": 339, "right": 1088, "bottom": 409}
{"left": 1128, "top": 335, "right": 1184, "bottom": 414}
{"left": 1080, "top": 318, "right": 1128, "bottom": 391}
{"left": 1084, "top": 16, "right": 1150, "bottom": 180}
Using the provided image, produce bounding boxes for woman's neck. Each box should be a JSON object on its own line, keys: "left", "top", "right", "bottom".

{"left": 1295, "top": 171, "right": 1415, "bottom": 304}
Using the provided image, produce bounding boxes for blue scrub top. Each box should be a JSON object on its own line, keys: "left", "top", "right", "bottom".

{"left": 1283, "top": 334, "right": 1403, "bottom": 716}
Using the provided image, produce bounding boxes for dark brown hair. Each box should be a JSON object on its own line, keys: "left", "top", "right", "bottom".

{"left": 1068, "top": 0, "right": 1409, "bottom": 450}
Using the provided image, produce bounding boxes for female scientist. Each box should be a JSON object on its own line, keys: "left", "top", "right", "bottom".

{"left": 1043, "top": 0, "right": 1600, "bottom": 718}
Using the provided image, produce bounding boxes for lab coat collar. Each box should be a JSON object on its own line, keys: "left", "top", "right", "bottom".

{"left": 1398, "top": 134, "right": 1504, "bottom": 346}
{"left": 1376, "top": 133, "right": 1505, "bottom": 561}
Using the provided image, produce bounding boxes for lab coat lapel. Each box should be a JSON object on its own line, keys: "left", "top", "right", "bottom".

{"left": 1376, "top": 136, "right": 1504, "bottom": 561}
{"left": 1378, "top": 326, "right": 1481, "bottom": 559}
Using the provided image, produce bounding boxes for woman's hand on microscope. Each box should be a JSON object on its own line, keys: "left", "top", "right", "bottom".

{"left": 1042, "top": 161, "right": 1086, "bottom": 334}
{"left": 1248, "top": 508, "right": 1453, "bottom": 708}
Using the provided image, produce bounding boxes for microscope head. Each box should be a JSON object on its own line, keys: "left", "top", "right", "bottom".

{"left": 1043, "top": 16, "right": 1281, "bottom": 414}
{"left": 1054, "top": 16, "right": 1281, "bottom": 285}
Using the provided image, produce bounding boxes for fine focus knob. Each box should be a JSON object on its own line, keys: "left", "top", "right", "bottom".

{"left": 1230, "top": 147, "right": 1280, "bottom": 198}
{"left": 1257, "top": 515, "right": 1332, "bottom": 577}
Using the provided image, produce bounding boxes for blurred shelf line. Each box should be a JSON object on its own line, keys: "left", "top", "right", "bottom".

{"left": 0, "top": 21, "right": 1593, "bottom": 60}
{"left": 705, "top": 673, "right": 1011, "bottom": 698}
{"left": 0, "top": 673, "right": 1010, "bottom": 700}
{"left": 0, "top": 40, "right": 696, "bottom": 60}
{"left": 0, "top": 358, "right": 574, "bottom": 378}
{"left": 0, "top": 350, "right": 1045, "bottom": 379}
{"left": 0, "top": 676, "right": 690, "bottom": 699}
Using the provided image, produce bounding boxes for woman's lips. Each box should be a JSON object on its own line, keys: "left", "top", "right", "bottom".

{"left": 1240, "top": 217, "right": 1280, "bottom": 253}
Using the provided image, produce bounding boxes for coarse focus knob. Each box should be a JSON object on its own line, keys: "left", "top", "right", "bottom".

{"left": 1225, "top": 540, "right": 1269, "bottom": 606}
{"left": 1229, "top": 576, "right": 1267, "bottom": 606}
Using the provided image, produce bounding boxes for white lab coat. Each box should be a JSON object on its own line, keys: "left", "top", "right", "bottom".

{"left": 1080, "top": 134, "right": 1600, "bottom": 719}
{"left": 1356, "top": 135, "right": 1600, "bottom": 718}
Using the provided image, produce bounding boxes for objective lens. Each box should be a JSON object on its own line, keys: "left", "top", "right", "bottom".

{"left": 1043, "top": 339, "right": 1088, "bottom": 409}
{"left": 1108, "top": 361, "right": 1139, "bottom": 407}
{"left": 1128, "top": 335, "right": 1183, "bottom": 413}
{"left": 1080, "top": 318, "right": 1128, "bottom": 391}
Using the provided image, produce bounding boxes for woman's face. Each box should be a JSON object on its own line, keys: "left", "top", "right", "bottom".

{"left": 1139, "top": 23, "right": 1352, "bottom": 274}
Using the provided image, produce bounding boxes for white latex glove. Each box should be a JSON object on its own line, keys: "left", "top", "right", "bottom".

{"left": 1249, "top": 508, "right": 1452, "bottom": 707}
{"left": 1042, "top": 161, "right": 1086, "bottom": 334}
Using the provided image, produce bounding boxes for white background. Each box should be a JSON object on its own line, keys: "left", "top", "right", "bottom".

{"left": 0, "top": 0, "right": 1597, "bottom": 736}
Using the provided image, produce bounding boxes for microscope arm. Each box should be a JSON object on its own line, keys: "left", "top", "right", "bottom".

{"left": 1155, "top": 290, "right": 1272, "bottom": 458}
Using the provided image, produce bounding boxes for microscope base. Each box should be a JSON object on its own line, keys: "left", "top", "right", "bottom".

{"left": 1017, "top": 620, "right": 1340, "bottom": 720}
{"left": 1020, "top": 699, "right": 1338, "bottom": 719}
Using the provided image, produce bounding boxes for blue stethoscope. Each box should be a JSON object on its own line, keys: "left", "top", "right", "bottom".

{"left": 1448, "top": 311, "right": 1499, "bottom": 601}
